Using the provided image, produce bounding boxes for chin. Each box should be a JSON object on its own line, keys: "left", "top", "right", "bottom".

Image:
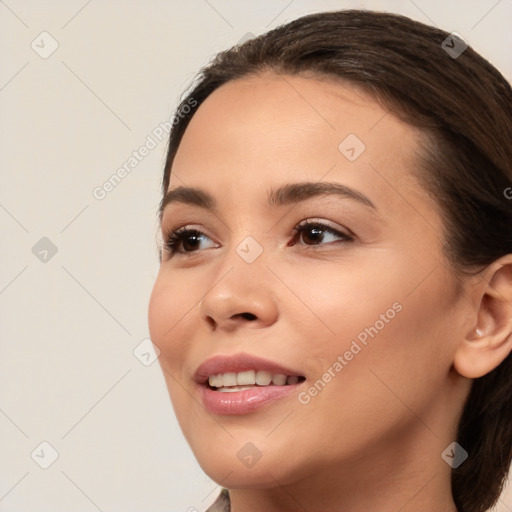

{"left": 199, "top": 458, "right": 284, "bottom": 490}
{"left": 190, "top": 433, "right": 314, "bottom": 491}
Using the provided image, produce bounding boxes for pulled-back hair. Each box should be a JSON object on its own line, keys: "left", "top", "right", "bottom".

{"left": 161, "top": 10, "right": 512, "bottom": 511}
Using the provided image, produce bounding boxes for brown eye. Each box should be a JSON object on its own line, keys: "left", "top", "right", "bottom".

{"left": 292, "top": 220, "right": 353, "bottom": 246}
{"left": 164, "top": 227, "right": 216, "bottom": 255}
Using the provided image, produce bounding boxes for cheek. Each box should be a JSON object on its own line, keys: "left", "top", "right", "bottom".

{"left": 290, "top": 261, "right": 455, "bottom": 412}
{"left": 287, "top": 298, "right": 454, "bottom": 469}
{"left": 320, "top": 274, "right": 456, "bottom": 420}
{"left": 278, "top": 257, "right": 405, "bottom": 353}
{"left": 148, "top": 272, "right": 199, "bottom": 372}
{"left": 148, "top": 275, "right": 200, "bottom": 431}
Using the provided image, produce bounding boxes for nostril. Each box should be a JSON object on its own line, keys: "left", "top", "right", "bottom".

{"left": 205, "top": 316, "right": 216, "bottom": 329}
{"left": 234, "top": 312, "right": 257, "bottom": 321}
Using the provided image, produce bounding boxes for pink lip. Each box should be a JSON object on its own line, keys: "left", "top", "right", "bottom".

{"left": 201, "top": 385, "right": 300, "bottom": 415}
{"left": 194, "top": 353, "right": 305, "bottom": 415}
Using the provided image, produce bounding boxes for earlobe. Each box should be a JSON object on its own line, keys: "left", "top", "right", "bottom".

{"left": 453, "top": 256, "right": 512, "bottom": 379}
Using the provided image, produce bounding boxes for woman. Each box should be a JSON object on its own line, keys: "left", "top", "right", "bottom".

{"left": 148, "top": 10, "right": 512, "bottom": 512}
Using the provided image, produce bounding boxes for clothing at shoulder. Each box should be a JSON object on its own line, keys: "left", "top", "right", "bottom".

{"left": 205, "top": 489, "right": 230, "bottom": 512}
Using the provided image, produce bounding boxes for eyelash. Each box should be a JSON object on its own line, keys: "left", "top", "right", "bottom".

{"left": 163, "top": 219, "right": 354, "bottom": 257}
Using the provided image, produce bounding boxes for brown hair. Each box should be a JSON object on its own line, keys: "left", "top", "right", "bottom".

{"left": 160, "top": 10, "right": 512, "bottom": 511}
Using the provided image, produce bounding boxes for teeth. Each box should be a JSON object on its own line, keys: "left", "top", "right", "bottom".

{"left": 218, "top": 386, "right": 257, "bottom": 393}
{"left": 255, "top": 370, "right": 272, "bottom": 386}
{"left": 209, "top": 374, "right": 223, "bottom": 388}
{"left": 223, "top": 372, "right": 237, "bottom": 386}
{"left": 208, "top": 370, "right": 301, "bottom": 389}
{"left": 237, "top": 370, "right": 255, "bottom": 386}
{"left": 272, "top": 374, "right": 287, "bottom": 386}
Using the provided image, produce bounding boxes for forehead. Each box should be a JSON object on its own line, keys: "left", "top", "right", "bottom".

{"left": 168, "top": 72, "right": 428, "bottom": 215}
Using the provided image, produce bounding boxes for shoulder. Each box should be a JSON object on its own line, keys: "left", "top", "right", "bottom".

{"left": 205, "top": 488, "right": 230, "bottom": 512}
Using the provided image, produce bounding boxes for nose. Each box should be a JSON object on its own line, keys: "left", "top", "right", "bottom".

{"left": 198, "top": 264, "right": 279, "bottom": 332}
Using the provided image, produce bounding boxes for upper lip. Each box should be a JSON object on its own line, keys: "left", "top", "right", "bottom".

{"left": 194, "top": 353, "right": 304, "bottom": 384}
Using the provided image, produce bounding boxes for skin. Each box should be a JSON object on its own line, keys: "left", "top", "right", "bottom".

{"left": 148, "top": 73, "right": 512, "bottom": 512}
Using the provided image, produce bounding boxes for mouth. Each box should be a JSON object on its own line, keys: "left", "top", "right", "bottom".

{"left": 194, "top": 353, "right": 306, "bottom": 415}
{"left": 208, "top": 370, "right": 306, "bottom": 392}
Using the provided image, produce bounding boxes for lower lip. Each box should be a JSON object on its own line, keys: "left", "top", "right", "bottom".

{"left": 200, "top": 384, "right": 301, "bottom": 415}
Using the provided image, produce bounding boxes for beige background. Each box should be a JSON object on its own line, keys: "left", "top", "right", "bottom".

{"left": 1, "top": 0, "right": 511, "bottom": 510}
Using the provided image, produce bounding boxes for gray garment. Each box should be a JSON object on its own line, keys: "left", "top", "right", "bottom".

{"left": 205, "top": 489, "right": 230, "bottom": 512}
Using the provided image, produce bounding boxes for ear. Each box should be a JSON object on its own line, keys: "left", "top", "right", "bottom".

{"left": 453, "top": 255, "right": 512, "bottom": 379}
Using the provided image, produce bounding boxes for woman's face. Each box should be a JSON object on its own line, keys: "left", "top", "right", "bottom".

{"left": 148, "top": 73, "right": 471, "bottom": 490}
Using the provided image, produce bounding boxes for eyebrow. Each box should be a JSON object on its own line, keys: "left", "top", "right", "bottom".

{"left": 159, "top": 181, "right": 376, "bottom": 219}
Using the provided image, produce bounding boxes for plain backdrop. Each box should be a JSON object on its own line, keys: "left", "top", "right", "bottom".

{"left": 1, "top": 1, "right": 511, "bottom": 511}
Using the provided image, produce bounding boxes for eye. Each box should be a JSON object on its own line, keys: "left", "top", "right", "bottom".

{"left": 162, "top": 219, "right": 353, "bottom": 258}
{"left": 163, "top": 226, "right": 218, "bottom": 256}
{"left": 290, "top": 219, "right": 353, "bottom": 247}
